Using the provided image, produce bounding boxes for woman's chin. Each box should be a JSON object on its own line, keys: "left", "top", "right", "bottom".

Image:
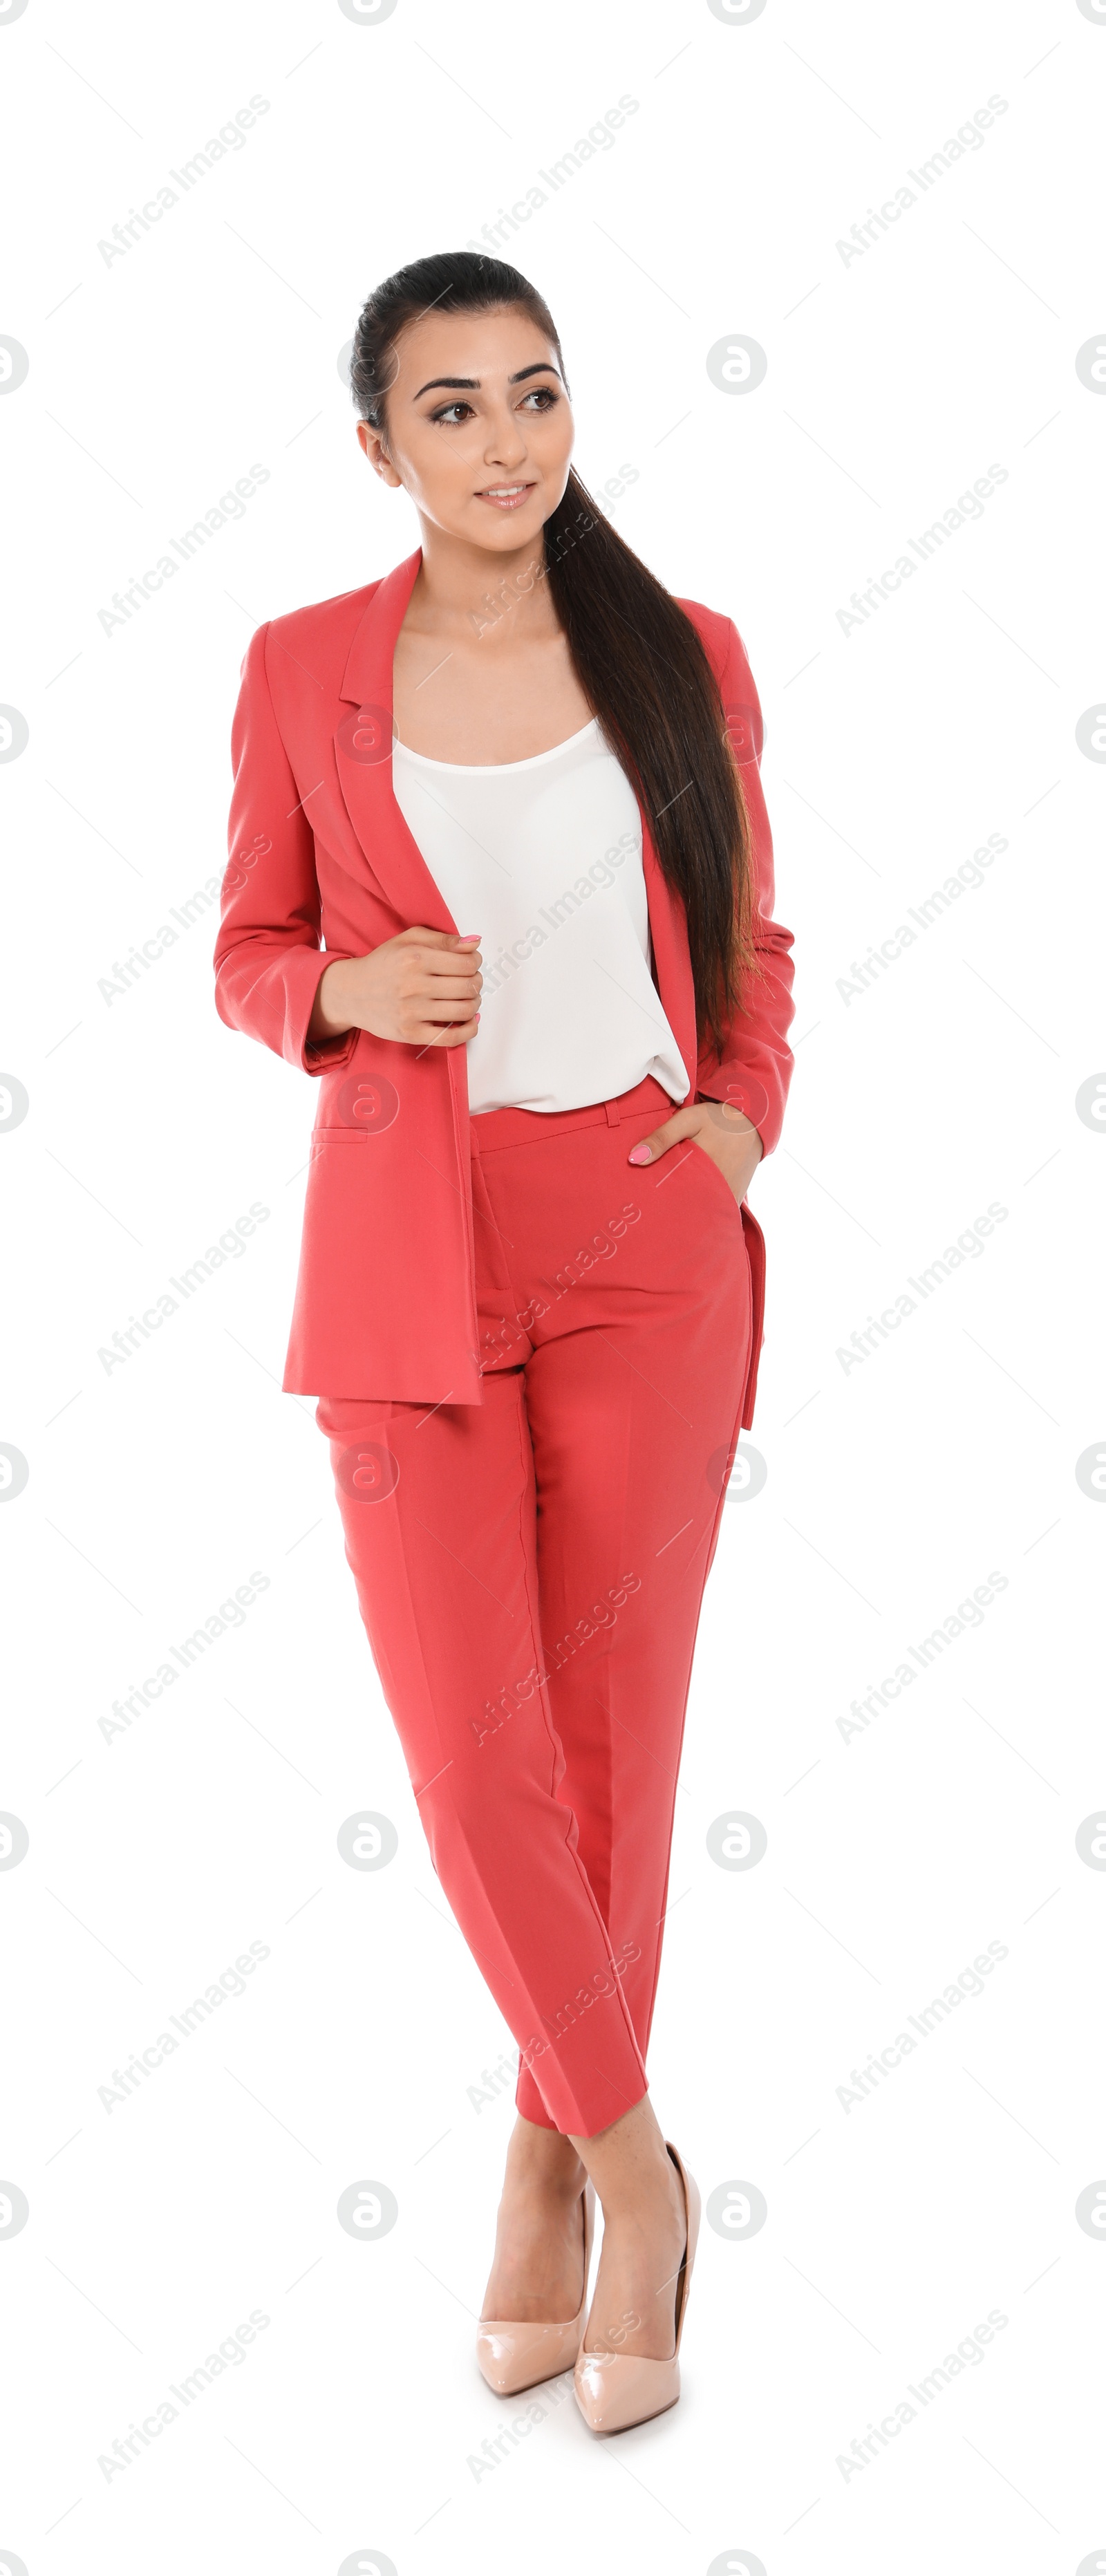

{"left": 462, "top": 499, "right": 548, "bottom": 547}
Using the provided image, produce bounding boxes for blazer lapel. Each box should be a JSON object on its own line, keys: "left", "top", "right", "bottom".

{"left": 334, "top": 545, "right": 458, "bottom": 933}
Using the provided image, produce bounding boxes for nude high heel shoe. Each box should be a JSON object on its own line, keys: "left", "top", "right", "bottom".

{"left": 476, "top": 2181, "right": 595, "bottom": 2398}
{"left": 573, "top": 2143, "right": 700, "bottom": 2434}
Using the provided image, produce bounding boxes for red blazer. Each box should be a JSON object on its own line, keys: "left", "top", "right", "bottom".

{"left": 214, "top": 548, "right": 794, "bottom": 1418}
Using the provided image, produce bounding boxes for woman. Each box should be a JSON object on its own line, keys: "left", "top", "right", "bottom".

{"left": 214, "top": 252, "right": 794, "bottom": 2434}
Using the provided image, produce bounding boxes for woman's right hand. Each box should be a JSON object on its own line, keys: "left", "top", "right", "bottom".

{"left": 308, "top": 928, "right": 482, "bottom": 1049}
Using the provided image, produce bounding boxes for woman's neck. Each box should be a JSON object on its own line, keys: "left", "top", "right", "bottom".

{"left": 406, "top": 521, "right": 561, "bottom": 644}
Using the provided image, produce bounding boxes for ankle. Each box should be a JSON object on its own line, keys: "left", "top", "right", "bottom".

{"left": 597, "top": 2156, "right": 683, "bottom": 2229}
{"left": 505, "top": 2129, "right": 585, "bottom": 2199}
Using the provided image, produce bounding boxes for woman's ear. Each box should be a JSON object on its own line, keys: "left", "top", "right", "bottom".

{"left": 357, "top": 419, "right": 404, "bottom": 488}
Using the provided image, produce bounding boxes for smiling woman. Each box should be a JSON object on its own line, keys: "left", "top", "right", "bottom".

{"left": 213, "top": 247, "right": 796, "bottom": 2438}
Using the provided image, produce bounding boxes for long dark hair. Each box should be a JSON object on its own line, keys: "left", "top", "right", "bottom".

{"left": 350, "top": 252, "right": 760, "bottom": 1054}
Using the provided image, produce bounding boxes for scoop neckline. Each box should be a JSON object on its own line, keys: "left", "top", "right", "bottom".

{"left": 393, "top": 718, "right": 599, "bottom": 775}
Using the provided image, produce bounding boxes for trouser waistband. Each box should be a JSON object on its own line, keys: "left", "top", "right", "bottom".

{"left": 469, "top": 1074, "right": 675, "bottom": 1155}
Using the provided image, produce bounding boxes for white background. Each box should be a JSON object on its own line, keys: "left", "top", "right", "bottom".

{"left": 1, "top": 2, "right": 1103, "bottom": 2570}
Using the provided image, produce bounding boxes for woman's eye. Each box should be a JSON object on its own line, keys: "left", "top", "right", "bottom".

{"left": 427, "top": 388, "right": 558, "bottom": 425}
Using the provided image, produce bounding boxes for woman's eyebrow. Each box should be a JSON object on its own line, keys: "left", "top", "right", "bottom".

{"left": 412, "top": 361, "right": 563, "bottom": 400}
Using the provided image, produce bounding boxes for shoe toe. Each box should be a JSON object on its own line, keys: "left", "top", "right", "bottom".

{"left": 476, "top": 2325, "right": 521, "bottom": 2393}
{"left": 477, "top": 2315, "right": 582, "bottom": 2397}
{"left": 573, "top": 2349, "right": 679, "bottom": 2434}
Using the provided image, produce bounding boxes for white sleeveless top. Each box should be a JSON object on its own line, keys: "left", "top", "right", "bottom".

{"left": 391, "top": 718, "right": 691, "bottom": 1117}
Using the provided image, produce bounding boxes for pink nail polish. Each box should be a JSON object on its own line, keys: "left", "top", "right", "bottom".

{"left": 628, "top": 1144, "right": 652, "bottom": 1164}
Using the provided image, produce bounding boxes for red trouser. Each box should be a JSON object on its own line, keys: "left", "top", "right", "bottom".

{"left": 316, "top": 1075, "right": 753, "bottom": 2138}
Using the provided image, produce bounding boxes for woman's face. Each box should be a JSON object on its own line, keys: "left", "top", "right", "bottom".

{"left": 357, "top": 304, "right": 574, "bottom": 554}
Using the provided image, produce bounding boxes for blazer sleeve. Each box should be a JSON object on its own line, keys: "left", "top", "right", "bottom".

{"left": 213, "top": 622, "right": 359, "bottom": 1076}
{"left": 695, "top": 619, "right": 795, "bottom": 1155}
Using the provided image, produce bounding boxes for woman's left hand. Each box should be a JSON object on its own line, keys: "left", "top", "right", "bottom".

{"left": 627, "top": 1099, "right": 763, "bottom": 1204}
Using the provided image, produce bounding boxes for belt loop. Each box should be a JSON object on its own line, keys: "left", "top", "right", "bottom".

{"left": 469, "top": 1115, "right": 482, "bottom": 1157}
{"left": 605, "top": 1097, "right": 621, "bottom": 1127}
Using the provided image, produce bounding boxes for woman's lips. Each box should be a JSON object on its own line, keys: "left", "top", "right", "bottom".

{"left": 475, "top": 483, "right": 536, "bottom": 510}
